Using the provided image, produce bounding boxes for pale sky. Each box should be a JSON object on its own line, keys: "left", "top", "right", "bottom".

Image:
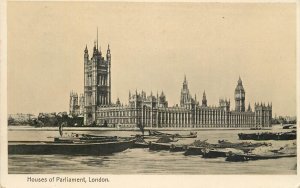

{"left": 8, "top": 2, "right": 296, "bottom": 116}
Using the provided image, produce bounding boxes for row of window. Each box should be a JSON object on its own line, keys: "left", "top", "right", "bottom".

{"left": 98, "top": 110, "right": 136, "bottom": 117}
{"left": 98, "top": 118, "right": 136, "bottom": 124}
{"left": 97, "top": 111, "right": 268, "bottom": 121}
{"left": 96, "top": 117, "right": 270, "bottom": 127}
{"left": 97, "top": 116, "right": 261, "bottom": 126}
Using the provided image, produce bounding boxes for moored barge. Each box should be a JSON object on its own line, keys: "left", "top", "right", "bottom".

{"left": 238, "top": 131, "right": 296, "bottom": 140}
{"left": 8, "top": 140, "right": 134, "bottom": 155}
{"left": 225, "top": 153, "right": 296, "bottom": 162}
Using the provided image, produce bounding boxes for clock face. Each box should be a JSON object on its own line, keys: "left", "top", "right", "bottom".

{"left": 235, "top": 91, "right": 245, "bottom": 99}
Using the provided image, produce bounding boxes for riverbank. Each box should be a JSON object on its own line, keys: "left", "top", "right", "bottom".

{"left": 8, "top": 126, "right": 273, "bottom": 131}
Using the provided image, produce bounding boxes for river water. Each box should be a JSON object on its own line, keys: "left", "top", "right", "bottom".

{"left": 8, "top": 126, "right": 297, "bottom": 174}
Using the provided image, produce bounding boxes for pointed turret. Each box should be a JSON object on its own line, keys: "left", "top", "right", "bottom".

{"left": 84, "top": 45, "right": 89, "bottom": 63}
{"left": 93, "top": 40, "right": 97, "bottom": 56}
{"left": 116, "top": 98, "right": 121, "bottom": 106}
{"left": 99, "top": 46, "right": 102, "bottom": 56}
{"left": 129, "top": 90, "right": 131, "bottom": 100}
{"left": 202, "top": 90, "right": 207, "bottom": 107}
{"left": 107, "top": 44, "right": 110, "bottom": 52}
{"left": 107, "top": 43, "right": 111, "bottom": 104}
{"left": 106, "top": 44, "right": 111, "bottom": 60}
{"left": 183, "top": 75, "right": 188, "bottom": 89}
{"left": 247, "top": 103, "right": 252, "bottom": 112}
{"left": 180, "top": 75, "right": 192, "bottom": 108}
{"left": 238, "top": 76, "right": 242, "bottom": 85}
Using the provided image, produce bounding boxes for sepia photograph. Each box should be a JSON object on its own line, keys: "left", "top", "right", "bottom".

{"left": 1, "top": 1, "right": 299, "bottom": 187}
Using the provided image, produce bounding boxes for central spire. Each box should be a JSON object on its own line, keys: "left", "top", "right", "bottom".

{"left": 97, "top": 27, "right": 99, "bottom": 50}
{"left": 238, "top": 76, "right": 242, "bottom": 85}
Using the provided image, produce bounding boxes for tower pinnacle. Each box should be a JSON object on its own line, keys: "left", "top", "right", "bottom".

{"left": 107, "top": 44, "right": 111, "bottom": 60}
{"left": 97, "top": 27, "right": 98, "bottom": 50}
{"left": 202, "top": 90, "right": 207, "bottom": 107}
{"left": 183, "top": 74, "right": 187, "bottom": 85}
{"left": 238, "top": 76, "right": 242, "bottom": 85}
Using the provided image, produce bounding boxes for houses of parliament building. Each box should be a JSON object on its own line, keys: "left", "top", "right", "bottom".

{"left": 70, "top": 36, "right": 272, "bottom": 129}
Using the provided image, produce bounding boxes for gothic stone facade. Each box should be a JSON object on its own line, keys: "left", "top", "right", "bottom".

{"left": 95, "top": 78, "right": 272, "bottom": 129}
{"left": 84, "top": 40, "right": 111, "bottom": 125}
{"left": 69, "top": 91, "right": 84, "bottom": 117}
{"left": 82, "top": 38, "right": 272, "bottom": 128}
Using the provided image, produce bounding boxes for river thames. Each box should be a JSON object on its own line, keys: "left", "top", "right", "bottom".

{"left": 8, "top": 126, "right": 297, "bottom": 174}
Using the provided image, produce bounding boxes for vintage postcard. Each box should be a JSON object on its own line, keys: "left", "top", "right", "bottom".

{"left": 0, "top": 1, "right": 299, "bottom": 188}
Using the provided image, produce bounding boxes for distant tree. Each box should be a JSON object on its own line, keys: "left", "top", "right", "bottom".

{"left": 8, "top": 116, "right": 15, "bottom": 125}
{"left": 28, "top": 118, "right": 38, "bottom": 126}
{"left": 271, "top": 118, "right": 280, "bottom": 124}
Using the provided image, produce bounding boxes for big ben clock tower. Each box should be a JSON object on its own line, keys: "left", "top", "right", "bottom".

{"left": 234, "top": 77, "right": 245, "bottom": 112}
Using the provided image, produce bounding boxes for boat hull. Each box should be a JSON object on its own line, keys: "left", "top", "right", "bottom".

{"left": 149, "top": 143, "right": 171, "bottom": 151}
{"left": 133, "top": 142, "right": 149, "bottom": 148}
{"left": 146, "top": 130, "right": 197, "bottom": 139}
{"left": 238, "top": 132, "right": 296, "bottom": 140}
{"left": 202, "top": 150, "right": 228, "bottom": 158}
{"left": 226, "top": 153, "right": 296, "bottom": 162}
{"left": 177, "top": 135, "right": 197, "bottom": 139}
{"left": 8, "top": 140, "right": 134, "bottom": 155}
{"left": 184, "top": 146, "right": 205, "bottom": 156}
{"left": 169, "top": 145, "right": 187, "bottom": 152}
